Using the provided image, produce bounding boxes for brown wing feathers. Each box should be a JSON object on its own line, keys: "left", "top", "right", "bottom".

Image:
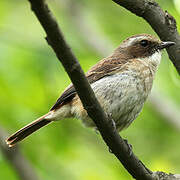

{"left": 51, "top": 56, "right": 124, "bottom": 110}
{"left": 50, "top": 85, "right": 76, "bottom": 110}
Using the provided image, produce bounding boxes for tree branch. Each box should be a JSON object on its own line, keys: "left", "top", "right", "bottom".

{"left": 0, "top": 126, "right": 38, "bottom": 180}
{"left": 25, "top": 0, "right": 155, "bottom": 179}
{"left": 112, "top": 0, "right": 180, "bottom": 75}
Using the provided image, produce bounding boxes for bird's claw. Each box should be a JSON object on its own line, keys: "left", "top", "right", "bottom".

{"left": 107, "top": 113, "right": 116, "bottom": 132}
{"left": 124, "top": 139, "right": 133, "bottom": 156}
{"left": 94, "top": 127, "right": 99, "bottom": 134}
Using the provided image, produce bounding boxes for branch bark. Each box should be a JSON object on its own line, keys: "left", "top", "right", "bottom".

{"left": 0, "top": 126, "right": 38, "bottom": 180}
{"left": 26, "top": 0, "right": 155, "bottom": 179}
{"left": 112, "top": 0, "right": 180, "bottom": 75}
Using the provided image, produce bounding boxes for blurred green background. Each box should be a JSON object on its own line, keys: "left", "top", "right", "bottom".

{"left": 0, "top": 0, "right": 180, "bottom": 179}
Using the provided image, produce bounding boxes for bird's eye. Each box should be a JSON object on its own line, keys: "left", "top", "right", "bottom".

{"left": 140, "top": 40, "right": 148, "bottom": 47}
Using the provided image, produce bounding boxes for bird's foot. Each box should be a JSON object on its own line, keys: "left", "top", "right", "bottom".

{"left": 94, "top": 127, "right": 99, "bottom": 134}
{"left": 107, "top": 113, "right": 116, "bottom": 132}
{"left": 108, "top": 147, "right": 113, "bottom": 153}
{"left": 124, "top": 139, "right": 133, "bottom": 156}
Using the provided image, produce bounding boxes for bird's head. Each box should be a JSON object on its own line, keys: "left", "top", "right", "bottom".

{"left": 114, "top": 34, "right": 175, "bottom": 67}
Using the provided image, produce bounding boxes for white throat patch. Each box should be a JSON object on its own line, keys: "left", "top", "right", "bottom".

{"left": 149, "top": 51, "right": 161, "bottom": 66}
{"left": 140, "top": 51, "right": 162, "bottom": 73}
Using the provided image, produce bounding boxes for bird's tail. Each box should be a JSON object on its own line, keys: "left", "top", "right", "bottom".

{"left": 6, "top": 113, "right": 52, "bottom": 147}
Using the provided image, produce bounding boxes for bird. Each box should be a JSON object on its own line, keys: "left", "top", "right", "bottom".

{"left": 6, "top": 34, "right": 175, "bottom": 147}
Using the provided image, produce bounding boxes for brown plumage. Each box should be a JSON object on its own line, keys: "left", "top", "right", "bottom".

{"left": 6, "top": 113, "right": 51, "bottom": 147}
{"left": 6, "top": 34, "right": 175, "bottom": 147}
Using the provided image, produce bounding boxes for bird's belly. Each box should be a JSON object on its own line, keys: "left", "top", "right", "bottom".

{"left": 71, "top": 72, "right": 151, "bottom": 131}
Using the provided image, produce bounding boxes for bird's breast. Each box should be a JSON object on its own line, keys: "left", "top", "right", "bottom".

{"left": 71, "top": 66, "right": 154, "bottom": 130}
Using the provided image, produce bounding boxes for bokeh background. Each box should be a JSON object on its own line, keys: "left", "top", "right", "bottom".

{"left": 0, "top": 0, "right": 180, "bottom": 179}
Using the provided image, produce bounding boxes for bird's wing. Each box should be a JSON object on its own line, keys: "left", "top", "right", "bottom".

{"left": 50, "top": 56, "right": 126, "bottom": 110}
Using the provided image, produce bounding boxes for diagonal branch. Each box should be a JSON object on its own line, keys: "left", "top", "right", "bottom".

{"left": 26, "top": 0, "right": 154, "bottom": 179}
{"left": 112, "top": 0, "right": 180, "bottom": 75}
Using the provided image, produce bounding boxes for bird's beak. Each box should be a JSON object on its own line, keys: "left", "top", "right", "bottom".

{"left": 159, "top": 41, "right": 175, "bottom": 50}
